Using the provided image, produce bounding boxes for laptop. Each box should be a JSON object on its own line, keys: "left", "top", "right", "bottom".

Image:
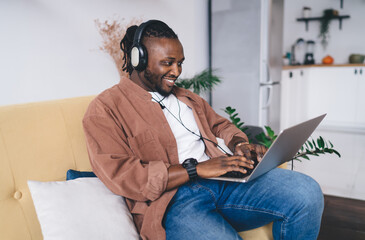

{"left": 211, "top": 114, "right": 326, "bottom": 183}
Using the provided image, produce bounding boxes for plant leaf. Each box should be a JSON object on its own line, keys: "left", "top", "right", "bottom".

{"left": 319, "top": 136, "right": 325, "bottom": 148}
{"left": 265, "top": 126, "right": 275, "bottom": 138}
{"left": 333, "top": 150, "right": 341, "bottom": 158}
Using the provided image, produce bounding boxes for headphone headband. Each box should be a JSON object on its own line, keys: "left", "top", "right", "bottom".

{"left": 130, "top": 20, "right": 169, "bottom": 71}
{"left": 133, "top": 20, "right": 167, "bottom": 47}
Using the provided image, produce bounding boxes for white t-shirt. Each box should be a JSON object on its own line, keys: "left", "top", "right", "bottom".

{"left": 150, "top": 92, "right": 210, "bottom": 164}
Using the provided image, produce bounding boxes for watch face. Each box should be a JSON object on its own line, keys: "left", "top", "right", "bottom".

{"left": 183, "top": 158, "right": 197, "bottom": 167}
{"left": 182, "top": 158, "right": 198, "bottom": 181}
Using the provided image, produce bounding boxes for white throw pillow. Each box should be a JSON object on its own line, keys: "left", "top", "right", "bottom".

{"left": 28, "top": 178, "right": 139, "bottom": 240}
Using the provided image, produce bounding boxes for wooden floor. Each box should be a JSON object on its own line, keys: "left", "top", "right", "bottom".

{"left": 318, "top": 195, "right": 365, "bottom": 240}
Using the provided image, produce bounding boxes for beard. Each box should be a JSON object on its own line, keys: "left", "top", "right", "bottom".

{"left": 144, "top": 69, "right": 173, "bottom": 97}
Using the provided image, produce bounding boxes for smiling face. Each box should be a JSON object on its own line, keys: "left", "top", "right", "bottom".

{"left": 132, "top": 37, "right": 185, "bottom": 96}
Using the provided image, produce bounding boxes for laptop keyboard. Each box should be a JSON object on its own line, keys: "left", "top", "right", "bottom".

{"left": 220, "top": 152, "right": 259, "bottom": 179}
{"left": 221, "top": 171, "right": 249, "bottom": 178}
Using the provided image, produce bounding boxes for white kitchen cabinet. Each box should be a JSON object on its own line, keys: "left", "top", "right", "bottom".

{"left": 281, "top": 66, "right": 365, "bottom": 201}
{"left": 282, "top": 66, "right": 365, "bottom": 130}
{"left": 306, "top": 67, "right": 358, "bottom": 128}
{"left": 355, "top": 67, "right": 365, "bottom": 126}
{"left": 280, "top": 68, "right": 309, "bottom": 130}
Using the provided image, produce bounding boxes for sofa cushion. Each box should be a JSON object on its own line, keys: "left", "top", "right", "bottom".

{"left": 28, "top": 178, "right": 139, "bottom": 240}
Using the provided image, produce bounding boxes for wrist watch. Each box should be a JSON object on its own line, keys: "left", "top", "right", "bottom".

{"left": 182, "top": 158, "right": 198, "bottom": 181}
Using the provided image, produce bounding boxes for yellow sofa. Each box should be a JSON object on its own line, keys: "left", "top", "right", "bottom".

{"left": 0, "top": 96, "right": 275, "bottom": 240}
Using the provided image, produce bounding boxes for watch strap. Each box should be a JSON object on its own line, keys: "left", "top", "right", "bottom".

{"left": 182, "top": 158, "right": 198, "bottom": 181}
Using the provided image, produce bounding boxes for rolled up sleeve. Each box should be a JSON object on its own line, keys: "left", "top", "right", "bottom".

{"left": 142, "top": 161, "right": 169, "bottom": 201}
{"left": 83, "top": 107, "right": 170, "bottom": 202}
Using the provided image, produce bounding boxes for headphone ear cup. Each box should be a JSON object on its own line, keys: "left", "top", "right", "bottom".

{"left": 131, "top": 46, "right": 140, "bottom": 69}
{"left": 131, "top": 43, "right": 148, "bottom": 71}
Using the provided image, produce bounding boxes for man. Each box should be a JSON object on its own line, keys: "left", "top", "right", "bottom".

{"left": 83, "top": 20, "right": 324, "bottom": 240}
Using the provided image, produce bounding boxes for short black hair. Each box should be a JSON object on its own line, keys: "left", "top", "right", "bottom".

{"left": 120, "top": 20, "right": 178, "bottom": 75}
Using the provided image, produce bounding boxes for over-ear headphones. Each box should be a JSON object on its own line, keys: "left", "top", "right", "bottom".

{"left": 130, "top": 20, "right": 168, "bottom": 71}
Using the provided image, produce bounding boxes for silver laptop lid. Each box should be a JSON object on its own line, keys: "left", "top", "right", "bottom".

{"left": 211, "top": 114, "right": 326, "bottom": 183}
{"left": 246, "top": 113, "right": 326, "bottom": 182}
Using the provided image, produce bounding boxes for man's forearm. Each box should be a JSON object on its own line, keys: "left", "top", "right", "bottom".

{"left": 166, "top": 165, "right": 190, "bottom": 191}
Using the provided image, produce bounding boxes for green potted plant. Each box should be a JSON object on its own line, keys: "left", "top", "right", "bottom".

{"left": 175, "top": 70, "right": 221, "bottom": 95}
{"left": 223, "top": 106, "right": 340, "bottom": 162}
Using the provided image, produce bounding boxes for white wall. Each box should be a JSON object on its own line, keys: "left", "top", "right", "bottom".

{"left": 283, "top": 0, "right": 365, "bottom": 64}
{"left": 0, "top": 0, "right": 208, "bottom": 106}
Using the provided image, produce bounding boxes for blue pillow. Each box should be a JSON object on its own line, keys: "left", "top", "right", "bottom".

{"left": 66, "top": 169, "right": 97, "bottom": 180}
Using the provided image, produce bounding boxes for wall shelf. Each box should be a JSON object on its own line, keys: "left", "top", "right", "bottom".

{"left": 282, "top": 64, "right": 365, "bottom": 70}
{"left": 297, "top": 15, "right": 350, "bottom": 31}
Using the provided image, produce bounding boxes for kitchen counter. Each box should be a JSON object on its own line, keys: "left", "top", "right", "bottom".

{"left": 283, "top": 63, "right": 365, "bottom": 70}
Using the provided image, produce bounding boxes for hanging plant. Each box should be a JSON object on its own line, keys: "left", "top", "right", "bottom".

{"left": 319, "top": 9, "right": 338, "bottom": 49}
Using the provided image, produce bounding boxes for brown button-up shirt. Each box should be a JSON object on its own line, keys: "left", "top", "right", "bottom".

{"left": 83, "top": 76, "right": 248, "bottom": 240}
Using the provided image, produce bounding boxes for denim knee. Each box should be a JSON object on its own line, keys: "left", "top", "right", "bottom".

{"left": 294, "top": 173, "right": 324, "bottom": 217}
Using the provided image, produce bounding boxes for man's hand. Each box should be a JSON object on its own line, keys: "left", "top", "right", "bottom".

{"left": 234, "top": 142, "right": 267, "bottom": 163}
{"left": 196, "top": 155, "right": 255, "bottom": 179}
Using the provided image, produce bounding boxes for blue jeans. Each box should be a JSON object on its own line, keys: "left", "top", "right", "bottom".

{"left": 163, "top": 168, "right": 324, "bottom": 240}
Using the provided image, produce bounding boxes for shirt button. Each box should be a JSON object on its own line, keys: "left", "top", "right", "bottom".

{"left": 14, "top": 191, "right": 22, "bottom": 200}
